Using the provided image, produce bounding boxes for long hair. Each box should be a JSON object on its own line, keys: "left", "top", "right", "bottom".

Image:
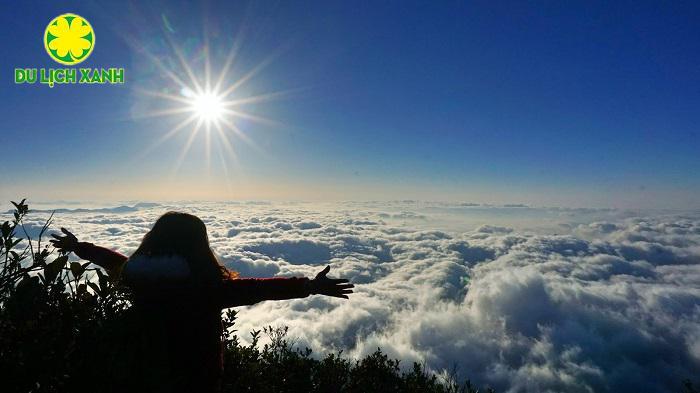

{"left": 130, "top": 211, "right": 238, "bottom": 285}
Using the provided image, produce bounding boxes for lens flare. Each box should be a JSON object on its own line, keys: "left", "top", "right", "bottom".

{"left": 129, "top": 21, "right": 296, "bottom": 182}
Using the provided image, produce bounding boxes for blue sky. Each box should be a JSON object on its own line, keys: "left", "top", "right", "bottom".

{"left": 1, "top": 1, "right": 699, "bottom": 208}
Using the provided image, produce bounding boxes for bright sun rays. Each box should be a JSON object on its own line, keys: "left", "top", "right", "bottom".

{"left": 130, "top": 19, "right": 292, "bottom": 183}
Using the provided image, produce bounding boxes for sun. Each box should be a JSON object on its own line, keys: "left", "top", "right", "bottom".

{"left": 189, "top": 91, "right": 224, "bottom": 123}
{"left": 131, "top": 24, "right": 297, "bottom": 183}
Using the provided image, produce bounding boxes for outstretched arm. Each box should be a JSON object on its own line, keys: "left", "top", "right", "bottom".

{"left": 220, "top": 265, "right": 354, "bottom": 308}
{"left": 220, "top": 276, "right": 310, "bottom": 308}
{"left": 50, "top": 228, "right": 128, "bottom": 278}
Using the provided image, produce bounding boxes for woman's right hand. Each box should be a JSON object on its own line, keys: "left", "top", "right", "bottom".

{"left": 50, "top": 227, "right": 79, "bottom": 253}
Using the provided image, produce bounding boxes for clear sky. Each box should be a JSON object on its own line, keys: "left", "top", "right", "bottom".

{"left": 1, "top": 1, "right": 699, "bottom": 208}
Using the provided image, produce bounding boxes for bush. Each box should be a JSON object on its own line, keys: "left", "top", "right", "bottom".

{"left": 0, "top": 199, "right": 497, "bottom": 392}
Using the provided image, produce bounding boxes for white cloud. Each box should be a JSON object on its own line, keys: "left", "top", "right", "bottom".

{"left": 6, "top": 201, "right": 699, "bottom": 393}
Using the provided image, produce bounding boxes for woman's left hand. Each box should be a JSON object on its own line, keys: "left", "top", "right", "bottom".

{"left": 309, "top": 266, "right": 354, "bottom": 299}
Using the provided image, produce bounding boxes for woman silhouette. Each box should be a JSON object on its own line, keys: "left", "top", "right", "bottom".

{"left": 50, "top": 211, "right": 353, "bottom": 393}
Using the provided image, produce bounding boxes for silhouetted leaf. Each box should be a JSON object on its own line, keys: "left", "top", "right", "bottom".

{"left": 70, "top": 262, "right": 87, "bottom": 279}
{"left": 10, "top": 251, "right": 22, "bottom": 263}
{"left": 44, "top": 255, "right": 68, "bottom": 283}
{"left": 1, "top": 221, "right": 11, "bottom": 238}
{"left": 87, "top": 282, "right": 102, "bottom": 297}
{"left": 96, "top": 268, "right": 108, "bottom": 291}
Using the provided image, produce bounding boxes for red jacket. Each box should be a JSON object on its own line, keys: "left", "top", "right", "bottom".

{"left": 75, "top": 242, "right": 310, "bottom": 393}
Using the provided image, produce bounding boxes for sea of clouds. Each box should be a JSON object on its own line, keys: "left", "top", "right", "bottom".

{"left": 8, "top": 200, "right": 700, "bottom": 393}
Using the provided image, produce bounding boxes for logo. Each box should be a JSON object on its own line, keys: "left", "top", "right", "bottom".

{"left": 14, "top": 13, "right": 124, "bottom": 87}
{"left": 44, "top": 13, "right": 95, "bottom": 65}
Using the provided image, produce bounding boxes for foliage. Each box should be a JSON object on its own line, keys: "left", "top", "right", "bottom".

{"left": 220, "top": 322, "right": 489, "bottom": 393}
{"left": 0, "top": 199, "right": 133, "bottom": 392}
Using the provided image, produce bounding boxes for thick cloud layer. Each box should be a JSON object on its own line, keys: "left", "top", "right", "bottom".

{"left": 9, "top": 202, "right": 700, "bottom": 392}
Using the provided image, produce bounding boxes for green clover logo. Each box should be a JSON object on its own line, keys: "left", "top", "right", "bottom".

{"left": 44, "top": 13, "right": 95, "bottom": 65}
